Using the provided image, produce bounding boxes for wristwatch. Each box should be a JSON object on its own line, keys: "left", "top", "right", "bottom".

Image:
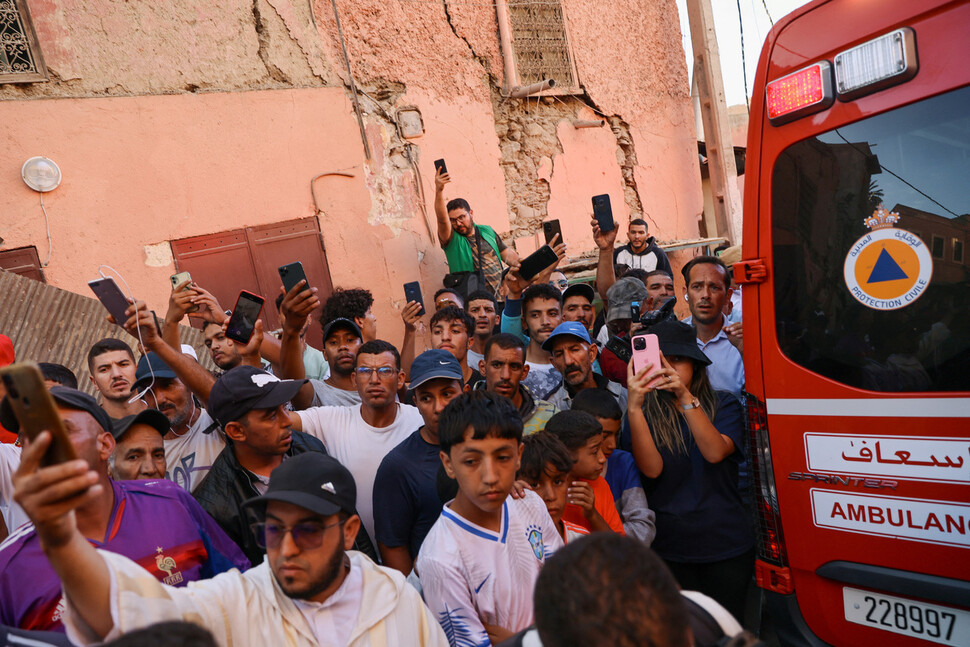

{"left": 680, "top": 396, "right": 700, "bottom": 411}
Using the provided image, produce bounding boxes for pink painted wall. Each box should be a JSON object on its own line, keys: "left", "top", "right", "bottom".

{"left": 0, "top": 88, "right": 439, "bottom": 338}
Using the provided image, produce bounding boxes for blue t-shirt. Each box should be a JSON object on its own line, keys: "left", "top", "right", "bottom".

{"left": 372, "top": 429, "right": 443, "bottom": 559}
{"left": 622, "top": 392, "right": 753, "bottom": 562}
{"left": 604, "top": 449, "right": 641, "bottom": 502}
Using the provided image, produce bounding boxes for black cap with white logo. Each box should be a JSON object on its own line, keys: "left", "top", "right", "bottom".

{"left": 242, "top": 452, "right": 357, "bottom": 518}
{"left": 207, "top": 365, "right": 306, "bottom": 427}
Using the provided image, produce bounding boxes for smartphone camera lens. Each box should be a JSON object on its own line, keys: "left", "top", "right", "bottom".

{"left": 633, "top": 338, "right": 646, "bottom": 351}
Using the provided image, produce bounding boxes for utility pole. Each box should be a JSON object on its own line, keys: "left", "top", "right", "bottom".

{"left": 686, "top": 0, "right": 743, "bottom": 244}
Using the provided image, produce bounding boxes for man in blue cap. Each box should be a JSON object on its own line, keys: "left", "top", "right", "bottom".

{"left": 542, "top": 321, "right": 627, "bottom": 412}
{"left": 371, "top": 349, "right": 466, "bottom": 576}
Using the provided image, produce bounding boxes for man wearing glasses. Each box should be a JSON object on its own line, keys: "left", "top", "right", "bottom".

{"left": 14, "top": 442, "right": 447, "bottom": 645}
{"left": 290, "top": 340, "right": 423, "bottom": 554}
{"left": 193, "top": 365, "right": 376, "bottom": 565}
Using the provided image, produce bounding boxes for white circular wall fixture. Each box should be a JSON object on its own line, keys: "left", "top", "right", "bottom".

{"left": 22, "top": 156, "right": 62, "bottom": 192}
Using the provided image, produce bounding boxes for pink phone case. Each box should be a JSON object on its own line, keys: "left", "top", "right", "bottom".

{"left": 631, "top": 334, "right": 662, "bottom": 387}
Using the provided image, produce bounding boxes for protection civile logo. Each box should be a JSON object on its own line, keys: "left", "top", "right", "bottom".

{"left": 843, "top": 205, "right": 933, "bottom": 311}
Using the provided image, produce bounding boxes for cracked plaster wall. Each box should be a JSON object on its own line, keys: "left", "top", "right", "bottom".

{"left": 2, "top": 0, "right": 701, "bottom": 335}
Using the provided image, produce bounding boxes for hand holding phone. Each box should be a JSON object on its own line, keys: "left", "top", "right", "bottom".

{"left": 542, "top": 220, "right": 563, "bottom": 246}
{"left": 592, "top": 194, "right": 615, "bottom": 232}
{"left": 517, "top": 245, "right": 560, "bottom": 281}
{"left": 403, "top": 281, "right": 426, "bottom": 317}
{"left": 278, "top": 262, "right": 309, "bottom": 295}
{"left": 434, "top": 159, "right": 448, "bottom": 176}
{"left": 225, "top": 291, "right": 265, "bottom": 343}
{"left": 89, "top": 277, "right": 132, "bottom": 326}
{"left": 631, "top": 333, "right": 662, "bottom": 387}
{"left": 0, "top": 363, "right": 77, "bottom": 466}
{"left": 170, "top": 271, "right": 200, "bottom": 314}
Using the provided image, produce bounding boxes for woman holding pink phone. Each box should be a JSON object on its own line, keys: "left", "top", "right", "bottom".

{"left": 624, "top": 318, "right": 753, "bottom": 624}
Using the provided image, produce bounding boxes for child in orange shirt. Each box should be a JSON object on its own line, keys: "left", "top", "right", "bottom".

{"left": 544, "top": 411, "right": 624, "bottom": 534}
{"left": 517, "top": 431, "right": 590, "bottom": 543}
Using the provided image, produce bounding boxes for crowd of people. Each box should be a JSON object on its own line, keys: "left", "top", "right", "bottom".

{"left": 0, "top": 174, "right": 758, "bottom": 647}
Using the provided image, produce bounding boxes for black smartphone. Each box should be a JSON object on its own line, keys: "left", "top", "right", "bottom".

{"left": 604, "top": 335, "right": 632, "bottom": 364}
{"left": 225, "top": 291, "right": 265, "bottom": 343}
{"left": 592, "top": 194, "right": 615, "bottom": 232}
{"left": 517, "top": 245, "right": 560, "bottom": 281}
{"left": 88, "top": 277, "right": 131, "bottom": 325}
{"left": 542, "top": 220, "right": 562, "bottom": 246}
{"left": 0, "top": 363, "right": 78, "bottom": 467}
{"left": 403, "top": 281, "right": 426, "bottom": 317}
{"left": 631, "top": 301, "right": 641, "bottom": 322}
{"left": 278, "top": 261, "right": 308, "bottom": 294}
{"left": 434, "top": 159, "right": 448, "bottom": 175}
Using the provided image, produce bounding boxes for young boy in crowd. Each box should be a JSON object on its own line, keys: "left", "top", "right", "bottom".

{"left": 572, "top": 389, "right": 655, "bottom": 545}
{"left": 517, "top": 431, "right": 589, "bottom": 544}
{"left": 417, "top": 391, "right": 562, "bottom": 647}
{"left": 544, "top": 410, "right": 625, "bottom": 535}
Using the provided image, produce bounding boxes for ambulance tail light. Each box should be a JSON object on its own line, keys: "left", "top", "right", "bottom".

{"left": 765, "top": 62, "right": 834, "bottom": 125}
{"left": 835, "top": 27, "right": 918, "bottom": 101}
{"left": 745, "top": 393, "right": 794, "bottom": 594}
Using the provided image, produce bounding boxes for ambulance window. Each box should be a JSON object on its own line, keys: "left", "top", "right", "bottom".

{"left": 771, "top": 85, "right": 970, "bottom": 392}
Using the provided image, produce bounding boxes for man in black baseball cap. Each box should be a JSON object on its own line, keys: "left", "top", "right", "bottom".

{"left": 561, "top": 283, "right": 597, "bottom": 334}
{"left": 108, "top": 409, "right": 170, "bottom": 481}
{"left": 194, "top": 366, "right": 376, "bottom": 564}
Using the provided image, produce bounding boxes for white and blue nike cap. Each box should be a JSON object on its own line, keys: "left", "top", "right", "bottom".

{"left": 409, "top": 349, "right": 463, "bottom": 391}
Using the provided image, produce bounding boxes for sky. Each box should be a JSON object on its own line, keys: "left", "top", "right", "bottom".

{"left": 674, "top": 0, "right": 812, "bottom": 108}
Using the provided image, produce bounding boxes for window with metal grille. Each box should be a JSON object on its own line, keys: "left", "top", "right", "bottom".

{"left": 0, "top": 0, "right": 47, "bottom": 84}
{"left": 505, "top": 0, "right": 579, "bottom": 93}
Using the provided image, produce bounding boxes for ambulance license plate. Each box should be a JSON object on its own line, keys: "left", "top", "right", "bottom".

{"left": 843, "top": 587, "right": 970, "bottom": 646}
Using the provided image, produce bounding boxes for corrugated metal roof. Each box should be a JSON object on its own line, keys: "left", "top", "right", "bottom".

{"left": 0, "top": 269, "right": 216, "bottom": 396}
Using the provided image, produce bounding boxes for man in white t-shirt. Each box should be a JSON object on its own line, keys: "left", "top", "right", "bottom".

{"left": 417, "top": 391, "right": 563, "bottom": 646}
{"left": 291, "top": 340, "right": 423, "bottom": 549}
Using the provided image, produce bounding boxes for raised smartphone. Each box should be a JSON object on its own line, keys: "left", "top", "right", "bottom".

{"left": 170, "top": 271, "right": 199, "bottom": 313}
{"left": 542, "top": 220, "right": 562, "bottom": 246}
{"left": 592, "top": 194, "right": 615, "bottom": 232}
{"left": 517, "top": 245, "right": 560, "bottom": 281}
{"left": 403, "top": 281, "right": 425, "bottom": 317}
{"left": 88, "top": 277, "right": 131, "bottom": 325}
{"left": 434, "top": 159, "right": 448, "bottom": 175}
{"left": 631, "top": 333, "right": 662, "bottom": 387}
{"left": 0, "top": 363, "right": 78, "bottom": 466}
{"left": 225, "top": 291, "right": 264, "bottom": 344}
{"left": 278, "top": 262, "right": 308, "bottom": 295}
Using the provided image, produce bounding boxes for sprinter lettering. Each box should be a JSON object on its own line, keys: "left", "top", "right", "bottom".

{"left": 812, "top": 490, "right": 970, "bottom": 549}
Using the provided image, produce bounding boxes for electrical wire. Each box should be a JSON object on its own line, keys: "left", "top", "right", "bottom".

{"left": 96, "top": 264, "right": 156, "bottom": 403}
{"left": 833, "top": 130, "right": 959, "bottom": 218}
{"left": 736, "top": 0, "right": 750, "bottom": 112}
{"left": 760, "top": 0, "right": 774, "bottom": 25}
{"left": 39, "top": 192, "right": 52, "bottom": 267}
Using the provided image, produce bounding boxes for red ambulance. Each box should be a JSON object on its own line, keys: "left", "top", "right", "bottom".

{"left": 737, "top": 0, "right": 970, "bottom": 645}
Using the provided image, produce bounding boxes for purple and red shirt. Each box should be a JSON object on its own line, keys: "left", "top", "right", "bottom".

{"left": 0, "top": 478, "right": 249, "bottom": 632}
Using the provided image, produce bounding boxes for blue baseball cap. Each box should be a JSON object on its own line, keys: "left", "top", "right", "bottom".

{"left": 541, "top": 321, "right": 592, "bottom": 351}
{"left": 132, "top": 352, "right": 178, "bottom": 391}
{"left": 409, "top": 349, "right": 463, "bottom": 391}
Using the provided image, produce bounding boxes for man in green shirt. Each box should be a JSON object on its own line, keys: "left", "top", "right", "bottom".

{"left": 435, "top": 168, "right": 519, "bottom": 297}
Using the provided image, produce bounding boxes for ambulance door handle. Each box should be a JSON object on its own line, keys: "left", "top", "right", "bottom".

{"left": 733, "top": 259, "right": 768, "bottom": 284}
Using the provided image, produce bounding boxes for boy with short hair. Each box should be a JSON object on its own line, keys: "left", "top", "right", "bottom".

{"left": 572, "top": 389, "right": 655, "bottom": 545}
{"left": 417, "top": 391, "right": 563, "bottom": 646}
{"left": 517, "top": 432, "right": 589, "bottom": 544}
{"left": 544, "top": 410, "right": 625, "bottom": 535}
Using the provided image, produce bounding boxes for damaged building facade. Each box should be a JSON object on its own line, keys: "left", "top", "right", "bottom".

{"left": 0, "top": 0, "right": 703, "bottom": 337}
